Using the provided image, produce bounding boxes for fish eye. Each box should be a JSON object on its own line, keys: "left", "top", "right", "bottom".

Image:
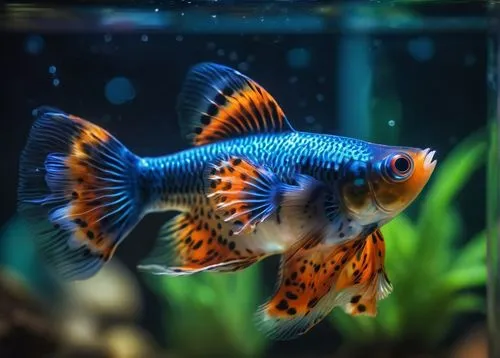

{"left": 385, "top": 153, "right": 413, "bottom": 182}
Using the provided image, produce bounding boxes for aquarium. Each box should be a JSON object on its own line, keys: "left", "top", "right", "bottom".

{"left": 0, "top": 1, "right": 493, "bottom": 358}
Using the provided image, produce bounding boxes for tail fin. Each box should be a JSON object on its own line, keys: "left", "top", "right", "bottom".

{"left": 17, "top": 107, "right": 146, "bottom": 280}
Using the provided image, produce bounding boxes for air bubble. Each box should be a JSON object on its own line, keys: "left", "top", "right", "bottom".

{"left": 24, "top": 35, "right": 45, "bottom": 55}
{"left": 176, "top": 35, "right": 184, "bottom": 42}
{"left": 316, "top": 94, "right": 324, "bottom": 102}
{"left": 464, "top": 54, "right": 476, "bottom": 66}
{"left": 49, "top": 65, "right": 57, "bottom": 74}
{"left": 141, "top": 34, "right": 149, "bottom": 42}
{"left": 407, "top": 37, "right": 435, "bottom": 62}
{"left": 305, "top": 115, "right": 316, "bottom": 124}
{"left": 229, "top": 51, "right": 238, "bottom": 61}
{"left": 104, "top": 34, "right": 112, "bottom": 43}
{"left": 388, "top": 120, "right": 395, "bottom": 127}
{"left": 217, "top": 49, "right": 225, "bottom": 57}
{"left": 286, "top": 48, "right": 311, "bottom": 69}
{"left": 237, "top": 62, "right": 249, "bottom": 71}
{"left": 52, "top": 78, "right": 60, "bottom": 87}
{"left": 105, "top": 77, "right": 136, "bottom": 105}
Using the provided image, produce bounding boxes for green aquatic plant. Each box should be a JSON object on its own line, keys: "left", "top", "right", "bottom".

{"left": 142, "top": 264, "right": 267, "bottom": 358}
{"left": 329, "top": 130, "right": 487, "bottom": 350}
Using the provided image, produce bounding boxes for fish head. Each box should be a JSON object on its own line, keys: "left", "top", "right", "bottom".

{"left": 340, "top": 145, "right": 437, "bottom": 224}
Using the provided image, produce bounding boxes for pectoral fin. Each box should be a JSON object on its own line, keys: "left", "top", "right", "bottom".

{"left": 207, "top": 159, "right": 339, "bottom": 241}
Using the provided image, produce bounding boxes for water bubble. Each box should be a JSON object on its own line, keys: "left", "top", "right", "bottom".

{"left": 154, "top": 8, "right": 159, "bottom": 12}
{"left": 488, "top": 71, "right": 497, "bottom": 91}
{"left": 104, "top": 34, "right": 112, "bottom": 42}
{"left": 211, "top": 14, "right": 217, "bottom": 19}
{"left": 141, "top": 34, "right": 149, "bottom": 42}
{"left": 372, "top": 39, "right": 382, "bottom": 52}
{"left": 464, "top": 54, "right": 476, "bottom": 66}
{"left": 52, "top": 78, "right": 60, "bottom": 87}
{"left": 388, "top": 120, "right": 395, "bottom": 127}
{"left": 24, "top": 35, "right": 45, "bottom": 55}
{"left": 313, "top": 123, "right": 323, "bottom": 132}
{"left": 176, "top": 35, "right": 184, "bottom": 42}
{"left": 305, "top": 115, "right": 316, "bottom": 124}
{"left": 48, "top": 65, "right": 57, "bottom": 74}
{"left": 229, "top": 51, "right": 238, "bottom": 61}
{"left": 102, "top": 114, "right": 112, "bottom": 123}
{"left": 286, "top": 48, "right": 311, "bottom": 69}
{"left": 216, "top": 49, "right": 225, "bottom": 57}
{"left": 237, "top": 62, "right": 249, "bottom": 72}
{"left": 316, "top": 94, "right": 324, "bottom": 102}
{"left": 407, "top": 37, "right": 435, "bottom": 62}
{"left": 105, "top": 77, "right": 136, "bottom": 105}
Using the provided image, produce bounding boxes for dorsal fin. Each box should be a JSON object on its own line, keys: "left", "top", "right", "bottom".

{"left": 177, "top": 62, "right": 295, "bottom": 146}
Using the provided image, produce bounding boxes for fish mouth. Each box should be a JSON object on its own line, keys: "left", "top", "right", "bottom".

{"left": 422, "top": 148, "right": 437, "bottom": 172}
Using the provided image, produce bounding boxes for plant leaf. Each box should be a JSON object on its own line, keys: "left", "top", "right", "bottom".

{"left": 449, "top": 294, "right": 485, "bottom": 314}
{"left": 417, "top": 131, "right": 486, "bottom": 253}
{"left": 452, "top": 231, "right": 486, "bottom": 270}
{"left": 442, "top": 265, "right": 487, "bottom": 292}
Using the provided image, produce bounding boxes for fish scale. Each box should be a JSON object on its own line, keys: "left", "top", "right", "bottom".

{"left": 140, "top": 131, "right": 373, "bottom": 212}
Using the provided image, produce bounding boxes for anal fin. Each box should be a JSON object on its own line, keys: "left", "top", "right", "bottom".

{"left": 137, "top": 201, "right": 270, "bottom": 276}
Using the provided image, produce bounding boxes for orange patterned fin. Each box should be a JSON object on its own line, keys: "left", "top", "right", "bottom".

{"left": 206, "top": 156, "right": 286, "bottom": 235}
{"left": 338, "top": 229, "right": 393, "bottom": 317}
{"left": 18, "top": 107, "right": 145, "bottom": 280}
{"left": 177, "top": 62, "right": 294, "bottom": 146}
{"left": 255, "top": 234, "right": 362, "bottom": 340}
{"left": 137, "top": 201, "right": 270, "bottom": 275}
{"left": 255, "top": 229, "right": 393, "bottom": 340}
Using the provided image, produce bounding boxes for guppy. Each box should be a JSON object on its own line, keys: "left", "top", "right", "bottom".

{"left": 18, "top": 62, "right": 437, "bottom": 340}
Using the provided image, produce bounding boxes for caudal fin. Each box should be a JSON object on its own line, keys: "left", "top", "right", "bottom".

{"left": 18, "top": 107, "right": 146, "bottom": 280}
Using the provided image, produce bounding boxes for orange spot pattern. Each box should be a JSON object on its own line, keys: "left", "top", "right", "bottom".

{"left": 63, "top": 115, "right": 117, "bottom": 260}
{"left": 264, "top": 229, "right": 389, "bottom": 321}
{"left": 207, "top": 156, "right": 275, "bottom": 234}
{"left": 163, "top": 202, "right": 268, "bottom": 274}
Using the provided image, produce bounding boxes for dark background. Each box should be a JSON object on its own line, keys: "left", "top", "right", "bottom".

{"left": 0, "top": 1, "right": 489, "bottom": 356}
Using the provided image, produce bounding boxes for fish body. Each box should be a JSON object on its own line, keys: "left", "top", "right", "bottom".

{"left": 17, "top": 62, "right": 437, "bottom": 340}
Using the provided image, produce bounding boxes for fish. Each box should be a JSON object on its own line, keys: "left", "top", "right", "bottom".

{"left": 17, "top": 62, "right": 437, "bottom": 340}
